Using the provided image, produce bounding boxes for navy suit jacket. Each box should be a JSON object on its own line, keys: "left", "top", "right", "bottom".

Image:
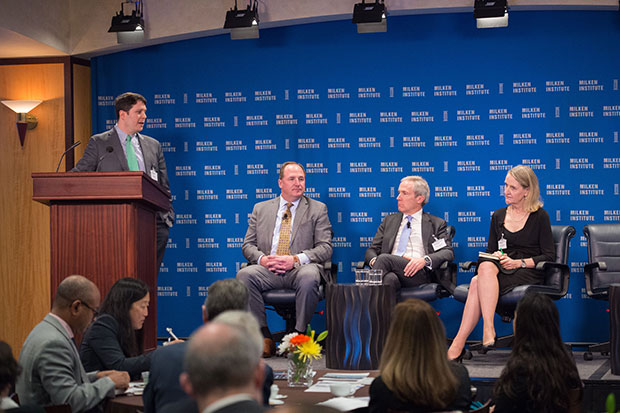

{"left": 365, "top": 211, "right": 454, "bottom": 268}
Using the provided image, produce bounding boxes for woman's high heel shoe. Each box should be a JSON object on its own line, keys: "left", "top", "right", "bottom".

{"left": 480, "top": 336, "right": 497, "bottom": 353}
{"left": 450, "top": 348, "right": 467, "bottom": 363}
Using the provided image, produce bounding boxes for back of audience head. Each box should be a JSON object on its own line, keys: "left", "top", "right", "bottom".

{"left": 53, "top": 275, "right": 100, "bottom": 335}
{"left": 203, "top": 278, "right": 249, "bottom": 322}
{"left": 494, "top": 292, "right": 581, "bottom": 411}
{"left": 380, "top": 299, "right": 458, "bottom": 409}
{"left": 0, "top": 341, "right": 21, "bottom": 398}
{"left": 181, "top": 311, "right": 263, "bottom": 405}
{"left": 99, "top": 277, "right": 150, "bottom": 357}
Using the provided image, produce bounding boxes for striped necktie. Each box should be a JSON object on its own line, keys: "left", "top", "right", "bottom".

{"left": 276, "top": 203, "right": 293, "bottom": 256}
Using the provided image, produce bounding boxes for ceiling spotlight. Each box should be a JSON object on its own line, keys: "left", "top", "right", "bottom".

{"left": 224, "top": 0, "right": 259, "bottom": 40}
{"left": 474, "top": 0, "right": 508, "bottom": 28}
{"left": 352, "top": 0, "right": 387, "bottom": 33}
{"left": 108, "top": 1, "right": 145, "bottom": 44}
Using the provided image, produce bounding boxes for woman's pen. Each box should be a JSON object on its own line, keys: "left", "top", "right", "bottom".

{"left": 166, "top": 327, "right": 179, "bottom": 341}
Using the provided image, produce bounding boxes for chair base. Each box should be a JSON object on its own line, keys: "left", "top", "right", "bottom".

{"left": 584, "top": 341, "right": 610, "bottom": 360}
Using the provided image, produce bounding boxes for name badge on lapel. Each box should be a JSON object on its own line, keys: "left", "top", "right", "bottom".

{"left": 431, "top": 235, "right": 447, "bottom": 251}
{"left": 150, "top": 168, "right": 159, "bottom": 181}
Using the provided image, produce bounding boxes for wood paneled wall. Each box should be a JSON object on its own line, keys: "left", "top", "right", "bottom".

{"left": 0, "top": 60, "right": 90, "bottom": 354}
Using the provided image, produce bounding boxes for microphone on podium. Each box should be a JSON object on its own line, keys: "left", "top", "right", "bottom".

{"left": 55, "top": 141, "right": 81, "bottom": 172}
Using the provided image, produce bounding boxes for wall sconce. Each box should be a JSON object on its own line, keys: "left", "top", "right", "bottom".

{"left": 1, "top": 100, "right": 42, "bottom": 146}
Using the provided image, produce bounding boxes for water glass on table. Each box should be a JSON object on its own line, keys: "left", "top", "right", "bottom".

{"left": 355, "top": 268, "right": 369, "bottom": 285}
{"left": 368, "top": 269, "right": 383, "bottom": 285}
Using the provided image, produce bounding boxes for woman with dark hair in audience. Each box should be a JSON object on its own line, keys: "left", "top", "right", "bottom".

{"left": 448, "top": 165, "right": 555, "bottom": 360}
{"left": 369, "top": 299, "right": 471, "bottom": 413}
{"left": 493, "top": 293, "right": 582, "bottom": 412}
{"left": 0, "top": 341, "right": 21, "bottom": 410}
{"left": 80, "top": 277, "right": 151, "bottom": 380}
{"left": 1, "top": 341, "right": 43, "bottom": 413}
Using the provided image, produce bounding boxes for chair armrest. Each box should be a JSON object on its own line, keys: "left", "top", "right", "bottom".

{"left": 584, "top": 261, "right": 607, "bottom": 273}
{"left": 356, "top": 261, "right": 365, "bottom": 270}
{"left": 535, "top": 261, "right": 569, "bottom": 271}
{"left": 434, "top": 261, "right": 457, "bottom": 295}
{"left": 461, "top": 260, "right": 477, "bottom": 271}
{"left": 324, "top": 261, "right": 337, "bottom": 284}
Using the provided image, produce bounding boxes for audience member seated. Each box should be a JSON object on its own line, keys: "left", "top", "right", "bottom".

{"left": 448, "top": 165, "right": 555, "bottom": 360}
{"left": 143, "top": 279, "right": 273, "bottom": 413}
{"left": 0, "top": 341, "right": 20, "bottom": 410}
{"left": 492, "top": 293, "right": 582, "bottom": 413}
{"left": 369, "top": 299, "right": 472, "bottom": 413}
{"left": 80, "top": 278, "right": 164, "bottom": 380}
{"left": 179, "top": 311, "right": 266, "bottom": 413}
{"left": 16, "top": 275, "right": 129, "bottom": 412}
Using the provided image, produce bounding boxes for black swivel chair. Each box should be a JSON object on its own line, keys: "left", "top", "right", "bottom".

{"left": 356, "top": 225, "right": 457, "bottom": 303}
{"left": 260, "top": 261, "right": 337, "bottom": 342}
{"left": 582, "top": 223, "right": 620, "bottom": 360}
{"left": 453, "top": 225, "right": 575, "bottom": 353}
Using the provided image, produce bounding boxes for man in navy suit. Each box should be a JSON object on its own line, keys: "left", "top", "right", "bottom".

{"left": 72, "top": 92, "right": 174, "bottom": 269}
{"left": 143, "top": 279, "right": 273, "bottom": 413}
{"left": 365, "top": 176, "right": 454, "bottom": 290}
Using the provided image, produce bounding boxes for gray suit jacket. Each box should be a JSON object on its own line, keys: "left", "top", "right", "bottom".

{"left": 16, "top": 314, "right": 115, "bottom": 412}
{"left": 241, "top": 195, "right": 333, "bottom": 281}
{"left": 72, "top": 128, "right": 174, "bottom": 226}
{"left": 365, "top": 211, "right": 454, "bottom": 268}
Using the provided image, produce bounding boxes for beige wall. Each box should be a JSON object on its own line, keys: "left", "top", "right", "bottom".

{"left": 0, "top": 60, "right": 90, "bottom": 354}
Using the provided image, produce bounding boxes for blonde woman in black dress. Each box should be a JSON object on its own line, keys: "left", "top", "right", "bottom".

{"left": 447, "top": 165, "right": 555, "bottom": 360}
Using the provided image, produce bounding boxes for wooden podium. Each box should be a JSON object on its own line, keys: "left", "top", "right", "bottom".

{"left": 32, "top": 172, "right": 170, "bottom": 349}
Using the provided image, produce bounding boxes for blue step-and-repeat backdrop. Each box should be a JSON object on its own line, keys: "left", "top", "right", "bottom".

{"left": 91, "top": 11, "right": 619, "bottom": 342}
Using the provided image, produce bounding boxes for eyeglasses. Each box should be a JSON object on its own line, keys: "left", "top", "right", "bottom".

{"left": 80, "top": 300, "right": 100, "bottom": 318}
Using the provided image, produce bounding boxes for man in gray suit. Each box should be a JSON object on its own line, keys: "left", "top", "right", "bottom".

{"left": 72, "top": 92, "right": 174, "bottom": 269}
{"left": 17, "top": 275, "right": 129, "bottom": 412}
{"left": 365, "top": 176, "right": 454, "bottom": 291}
{"left": 237, "top": 162, "right": 333, "bottom": 357}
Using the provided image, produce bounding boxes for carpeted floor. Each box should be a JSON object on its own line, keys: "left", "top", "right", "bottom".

{"left": 266, "top": 350, "right": 620, "bottom": 381}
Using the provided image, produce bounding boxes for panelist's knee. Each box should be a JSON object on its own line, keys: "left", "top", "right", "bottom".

{"left": 296, "top": 265, "right": 321, "bottom": 289}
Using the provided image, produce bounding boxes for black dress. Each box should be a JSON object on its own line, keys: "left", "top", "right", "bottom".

{"left": 481, "top": 207, "right": 555, "bottom": 294}
{"left": 368, "top": 362, "right": 472, "bottom": 413}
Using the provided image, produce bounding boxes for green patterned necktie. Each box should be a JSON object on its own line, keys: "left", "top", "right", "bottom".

{"left": 126, "top": 134, "right": 139, "bottom": 171}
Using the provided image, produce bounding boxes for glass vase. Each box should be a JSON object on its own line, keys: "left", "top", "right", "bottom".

{"left": 287, "top": 352, "right": 314, "bottom": 387}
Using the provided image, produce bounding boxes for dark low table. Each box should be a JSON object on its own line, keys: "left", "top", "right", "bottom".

{"left": 325, "top": 284, "right": 397, "bottom": 370}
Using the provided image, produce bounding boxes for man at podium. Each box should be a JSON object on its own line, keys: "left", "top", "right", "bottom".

{"left": 72, "top": 92, "right": 174, "bottom": 269}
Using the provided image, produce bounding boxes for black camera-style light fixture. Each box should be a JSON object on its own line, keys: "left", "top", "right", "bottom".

{"left": 352, "top": 0, "right": 387, "bottom": 33}
{"left": 108, "top": 0, "right": 145, "bottom": 44}
{"left": 474, "top": 0, "right": 508, "bottom": 28}
{"left": 224, "top": 0, "right": 259, "bottom": 40}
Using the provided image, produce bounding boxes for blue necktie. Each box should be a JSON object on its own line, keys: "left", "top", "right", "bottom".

{"left": 395, "top": 215, "right": 412, "bottom": 256}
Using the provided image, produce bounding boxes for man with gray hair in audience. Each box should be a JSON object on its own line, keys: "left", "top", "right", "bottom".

{"left": 180, "top": 311, "right": 265, "bottom": 413}
{"left": 144, "top": 278, "right": 272, "bottom": 413}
